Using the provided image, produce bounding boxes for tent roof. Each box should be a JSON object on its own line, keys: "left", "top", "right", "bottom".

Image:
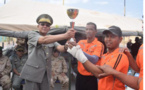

{"left": 0, "top": 0, "right": 143, "bottom": 36}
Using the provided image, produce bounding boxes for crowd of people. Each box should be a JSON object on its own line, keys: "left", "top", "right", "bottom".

{"left": 0, "top": 13, "right": 143, "bottom": 90}
{"left": 127, "top": 37, "right": 142, "bottom": 59}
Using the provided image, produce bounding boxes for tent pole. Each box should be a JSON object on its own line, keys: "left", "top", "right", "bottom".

{"left": 4, "top": 0, "right": 6, "bottom": 4}
{"left": 63, "top": 0, "right": 64, "bottom": 5}
{"left": 124, "top": 0, "right": 126, "bottom": 16}
{"left": 68, "top": 55, "right": 72, "bottom": 90}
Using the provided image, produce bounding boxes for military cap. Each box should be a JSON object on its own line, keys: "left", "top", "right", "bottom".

{"left": 36, "top": 14, "right": 53, "bottom": 25}
{"left": 103, "top": 26, "right": 122, "bottom": 37}
{"left": 0, "top": 46, "right": 3, "bottom": 51}
{"left": 15, "top": 45, "right": 25, "bottom": 51}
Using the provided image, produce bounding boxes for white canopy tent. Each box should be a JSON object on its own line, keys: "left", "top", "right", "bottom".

{"left": 0, "top": 0, "right": 143, "bottom": 36}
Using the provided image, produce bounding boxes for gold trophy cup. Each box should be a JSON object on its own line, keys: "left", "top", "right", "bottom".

{"left": 67, "top": 8, "right": 79, "bottom": 42}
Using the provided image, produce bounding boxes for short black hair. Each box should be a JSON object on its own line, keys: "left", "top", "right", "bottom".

{"left": 86, "top": 22, "right": 97, "bottom": 30}
{"left": 135, "top": 37, "right": 139, "bottom": 41}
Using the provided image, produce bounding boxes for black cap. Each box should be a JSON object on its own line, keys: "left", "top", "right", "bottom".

{"left": 103, "top": 26, "right": 122, "bottom": 37}
{"left": 36, "top": 14, "right": 53, "bottom": 25}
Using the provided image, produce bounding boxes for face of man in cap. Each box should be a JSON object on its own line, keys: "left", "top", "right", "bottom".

{"left": 15, "top": 46, "right": 25, "bottom": 57}
{"left": 37, "top": 14, "right": 53, "bottom": 36}
{"left": 53, "top": 51, "right": 60, "bottom": 57}
{"left": 104, "top": 31, "right": 122, "bottom": 51}
{"left": 37, "top": 22, "right": 51, "bottom": 36}
{"left": 103, "top": 26, "right": 123, "bottom": 51}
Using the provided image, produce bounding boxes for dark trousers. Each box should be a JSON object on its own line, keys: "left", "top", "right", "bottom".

{"left": 76, "top": 72, "right": 98, "bottom": 90}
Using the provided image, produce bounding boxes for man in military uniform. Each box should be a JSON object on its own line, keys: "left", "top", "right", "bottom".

{"left": 3, "top": 38, "right": 27, "bottom": 58}
{"left": 51, "top": 49, "right": 68, "bottom": 90}
{"left": 10, "top": 45, "right": 28, "bottom": 90}
{"left": 19, "top": 14, "right": 75, "bottom": 90}
{"left": 0, "top": 46, "right": 12, "bottom": 90}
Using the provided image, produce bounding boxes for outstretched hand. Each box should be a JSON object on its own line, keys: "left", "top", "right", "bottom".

{"left": 67, "top": 39, "right": 77, "bottom": 49}
{"left": 65, "top": 28, "right": 76, "bottom": 39}
{"left": 67, "top": 45, "right": 88, "bottom": 63}
{"left": 67, "top": 45, "right": 80, "bottom": 57}
{"left": 64, "top": 38, "right": 77, "bottom": 51}
{"left": 98, "top": 65, "right": 115, "bottom": 78}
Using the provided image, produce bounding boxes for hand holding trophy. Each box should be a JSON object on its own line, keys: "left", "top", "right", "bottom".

{"left": 67, "top": 8, "right": 79, "bottom": 42}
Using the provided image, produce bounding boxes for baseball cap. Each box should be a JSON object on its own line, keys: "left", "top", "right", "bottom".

{"left": 36, "top": 14, "right": 53, "bottom": 25}
{"left": 103, "top": 26, "right": 122, "bottom": 37}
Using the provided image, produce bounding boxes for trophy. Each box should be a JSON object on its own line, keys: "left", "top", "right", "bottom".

{"left": 67, "top": 8, "right": 79, "bottom": 42}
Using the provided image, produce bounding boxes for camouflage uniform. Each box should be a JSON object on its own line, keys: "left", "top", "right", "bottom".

{"left": 51, "top": 56, "right": 69, "bottom": 90}
{"left": 16, "top": 38, "right": 25, "bottom": 46}
{"left": 0, "top": 55, "right": 12, "bottom": 90}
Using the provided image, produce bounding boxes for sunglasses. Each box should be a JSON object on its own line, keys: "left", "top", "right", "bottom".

{"left": 39, "top": 23, "right": 50, "bottom": 27}
{"left": 18, "top": 50, "right": 24, "bottom": 52}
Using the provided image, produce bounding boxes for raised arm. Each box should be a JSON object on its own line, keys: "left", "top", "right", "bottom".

{"left": 67, "top": 45, "right": 103, "bottom": 78}
{"left": 0, "top": 29, "right": 29, "bottom": 38}
{"left": 37, "top": 28, "right": 75, "bottom": 44}
{"left": 120, "top": 48, "right": 140, "bottom": 72}
{"left": 126, "top": 52, "right": 140, "bottom": 72}
{"left": 83, "top": 61, "right": 103, "bottom": 77}
{"left": 98, "top": 65, "right": 140, "bottom": 89}
{"left": 83, "top": 52, "right": 99, "bottom": 64}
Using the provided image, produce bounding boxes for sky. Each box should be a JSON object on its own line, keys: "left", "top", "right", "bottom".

{"left": 0, "top": 0, "right": 143, "bottom": 19}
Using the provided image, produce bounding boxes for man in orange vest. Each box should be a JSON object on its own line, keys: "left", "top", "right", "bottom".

{"left": 72, "top": 22, "right": 104, "bottom": 90}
